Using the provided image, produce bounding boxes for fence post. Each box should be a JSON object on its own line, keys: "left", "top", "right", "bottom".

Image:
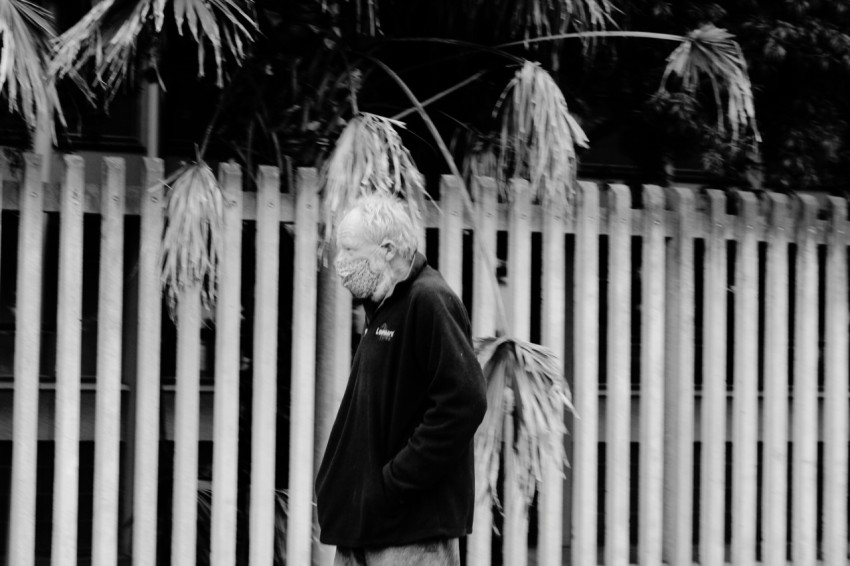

{"left": 132, "top": 157, "right": 165, "bottom": 566}
{"left": 287, "top": 167, "right": 319, "bottom": 566}
{"left": 51, "top": 155, "right": 85, "bottom": 566}
{"left": 9, "top": 153, "right": 45, "bottom": 566}
{"left": 700, "top": 189, "right": 727, "bottom": 566}
{"left": 731, "top": 190, "right": 758, "bottom": 566}
{"left": 761, "top": 193, "right": 790, "bottom": 566}
{"left": 605, "top": 184, "right": 632, "bottom": 566}
{"left": 210, "top": 162, "right": 244, "bottom": 566}
{"left": 663, "top": 188, "right": 696, "bottom": 566}
{"left": 792, "top": 194, "right": 819, "bottom": 566}
{"left": 823, "top": 196, "right": 849, "bottom": 566}
{"left": 251, "top": 166, "right": 282, "bottom": 566}
{"left": 572, "top": 180, "right": 600, "bottom": 566}
{"left": 438, "top": 176, "right": 464, "bottom": 297}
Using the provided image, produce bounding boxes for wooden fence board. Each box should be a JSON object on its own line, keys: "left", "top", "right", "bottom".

{"left": 210, "top": 163, "right": 244, "bottom": 566}
{"left": 51, "top": 155, "right": 85, "bottom": 566}
{"left": 572, "top": 181, "right": 600, "bottom": 566}
{"left": 761, "top": 193, "right": 790, "bottom": 566}
{"left": 792, "top": 194, "right": 818, "bottom": 566}
{"left": 663, "top": 188, "right": 696, "bottom": 566}
{"left": 731, "top": 191, "right": 759, "bottom": 566}
{"left": 700, "top": 189, "right": 727, "bottom": 566}
{"left": 251, "top": 166, "right": 282, "bottom": 566}
{"left": 287, "top": 168, "right": 320, "bottom": 566}
{"left": 467, "top": 177, "right": 498, "bottom": 566}
{"left": 604, "top": 184, "right": 631, "bottom": 566}
{"left": 822, "top": 196, "right": 849, "bottom": 566}
{"left": 132, "top": 158, "right": 165, "bottom": 566}
{"left": 9, "top": 154, "right": 45, "bottom": 566}
{"left": 538, "top": 193, "right": 567, "bottom": 566}
{"left": 639, "top": 186, "right": 665, "bottom": 566}
{"left": 504, "top": 179, "right": 532, "bottom": 566}
{"left": 438, "top": 176, "right": 464, "bottom": 296}
{"left": 91, "top": 158, "right": 126, "bottom": 566}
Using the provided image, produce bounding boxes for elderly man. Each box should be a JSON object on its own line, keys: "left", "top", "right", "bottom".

{"left": 315, "top": 193, "right": 488, "bottom": 566}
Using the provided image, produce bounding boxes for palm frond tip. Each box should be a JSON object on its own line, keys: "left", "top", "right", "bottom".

{"left": 474, "top": 336, "right": 575, "bottom": 509}
{"left": 320, "top": 112, "right": 429, "bottom": 245}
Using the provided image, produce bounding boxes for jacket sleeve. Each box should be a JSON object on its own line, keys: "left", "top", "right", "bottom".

{"left": 381, "top": 285, "right": 488, "bottom": 502}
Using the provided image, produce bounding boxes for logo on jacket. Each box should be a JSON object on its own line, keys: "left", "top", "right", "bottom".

{"left": 375, "top": 323, "right": 395, "bottom": 342}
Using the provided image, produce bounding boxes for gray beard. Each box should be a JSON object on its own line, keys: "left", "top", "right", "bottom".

{"left": 336, "top": 258, "right": 382, "bottom": 299}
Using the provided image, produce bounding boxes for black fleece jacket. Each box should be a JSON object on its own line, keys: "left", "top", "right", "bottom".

{"left": 315, "top": 253, "right": 487, "bottom": 548}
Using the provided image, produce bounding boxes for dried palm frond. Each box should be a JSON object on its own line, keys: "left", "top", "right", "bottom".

{"left": 474, "top": 336, "right": 575, "bottom": 510}
{"left": 0, "top": 0, "right": 62, "bottom": 131}
{"left": 319, "top": 112, "right": 428, "bottom": 245}
{"left": 50, "top": 0, "right": 257, "bottom": 102}
{"left": 661, "top": 24, "right": 760, "bottom": 143}
{"left": 160, "top": 160, "right": 225, "bottom": 320}
{"left": 494, "top": 60, "right": 588, "bottom": 208}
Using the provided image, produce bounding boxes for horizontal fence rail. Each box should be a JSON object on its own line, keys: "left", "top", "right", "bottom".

{"left": 0, "top": 154, "right": 848, "bottom": 565}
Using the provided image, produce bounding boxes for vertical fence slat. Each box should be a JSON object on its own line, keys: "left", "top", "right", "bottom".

{"left": 762, "top": 192, "right": 790, "bottom": 566}
{"left": 504, "top": 179, "right": 531, "bottom": 566}
{"left": 51, "top": 156, "right": 85, "bottom": 566}
{"left": 823, "top": 196, "right": 849, "bottom": 566}
{"left": 638, "top": 185, "right": 665, "bottom": 566}
{"left": 438, "top": 176, "right": 464, "bottom": 296}
{"left": 573, "top": 181, "right": 600, "bottom": 566}
{"left": 171, "top": 287, "right": 201, "bottom": 566}
{"left": 792, "top": 194, "right": 819, "bottom": 566}
{"left": 538, "top": 194, "right": 567, "bottom": 566}
{"left": 210, "top": 163, "right": 243, "bottom": 566}
{"left": 92, "top": 158, "right": 126, "bottom": 566}
{"left": 604, "top": 184, "right": 631, "bottom": 566}
{"left": 731, "top": 191, "right": 758, "bottom": 566}
{"left": 700, "top": 189, "right": 727, "bottom": 566}
{"left": 132, "top": 158, "right": 165, "bottom": 566}
{"left": 287, "top": 168, "right": 319, "bottom": 566}
{"left": 251, "top": 166, "right": 281, "bottom": 566}
{"left": 9, "top": 154, "right": 45, "bottom": 566}
{"left": 467, "top": 177, "right": 498, "bottom": 566}
{"left": 663, "top": 188, "right": 696, "bottom": 566}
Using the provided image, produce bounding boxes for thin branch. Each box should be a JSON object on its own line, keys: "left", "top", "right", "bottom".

{"left": 391, "top": 70, "right": 486, "bottom": 121}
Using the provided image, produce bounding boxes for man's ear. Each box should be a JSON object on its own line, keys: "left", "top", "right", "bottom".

{"left": 380, "top": 240, "right": 397, "bottom": 260}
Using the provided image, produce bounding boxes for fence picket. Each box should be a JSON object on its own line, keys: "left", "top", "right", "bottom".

{"left": 51, "top": 156, "right": 85, "bottom": 566}
{"left": 91, "top": 158, "right": 126, "bottom": 566}
{"left": 132, "top": 158, "right": 165, "bottom": 566}
{"left": 504, "top": 179, "right": 532, "bottom": 566}
{"left": 467, "top": 177, "right": 498, "bottom": 566}
{"left": 792, "top": 195, "right": 818, "bottom": 566}
{"left": 663, "top": 188, "right": 695, "bottom": 566}
{"left": 638, "top": 186, "right": 665, "bottom": 566}
{"left": 731, "top": 191, "right": 758, "bottom": 566}
{"left": 700, "top": 189, "right": 727, "bottom": 566}
{"left": 762, "top": 193, "right": 790, "bottom": 566}
{"left": 210, "top": 162, "right": 243, "bottom": 566}
{"left": 573, "top": 181, "right": 600, "bottom": 566}
{"left": 823, "top": 196, "right": 849, "bottom": 566}
{"left": 438, "top": 176, "right": 464, "bottom": 296}
{"left": 538, "top": 193, "right": 567, "bottom": 566}
{"left": 9, "top": 154, "right": 45, "bottom": 566}
{"left": 287, "top": 168, "right": 320, "bottom": 566}
{"left": 605, "top": 184, "right": 631, "bottom": 566}
{"left": 251, "top": 166, "right": 282, "bottom": 566}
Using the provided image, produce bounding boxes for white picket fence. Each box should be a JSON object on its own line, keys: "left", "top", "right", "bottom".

{"left": 1, "top": 154, "right": 849, "bottom": 565}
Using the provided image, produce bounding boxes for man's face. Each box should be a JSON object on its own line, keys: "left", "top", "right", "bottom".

{"left": 334, "top": 209, "right": 390, "bottom": 301}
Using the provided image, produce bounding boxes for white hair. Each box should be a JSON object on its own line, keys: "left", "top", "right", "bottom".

{"left": 343, "top": 193, "right": 419, "bottom": 260}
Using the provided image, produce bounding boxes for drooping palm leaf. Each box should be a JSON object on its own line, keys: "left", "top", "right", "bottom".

{"left": 494, "top": 60, "right": 589, "bottom": 208}
{"left": 475, "top": 336, "right": 575, "bottom": 509}
{"left": 0, "top": 0, "right": 61, "bottom": 131}
{"left": 661, "top": 24, "right": 760, "bottom": 143}
{"left": 160, "top": 159, "right": 225, "bottom": 320}
{"left": 319, "top": 112, "right": 429, "bottom": 246}
{"left": 50, "top": 0, "right": 256, "bottom": 101}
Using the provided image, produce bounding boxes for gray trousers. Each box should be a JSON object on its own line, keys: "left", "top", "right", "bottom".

{"left": 334, "top": 538, "right": 460, "bottom": 566}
